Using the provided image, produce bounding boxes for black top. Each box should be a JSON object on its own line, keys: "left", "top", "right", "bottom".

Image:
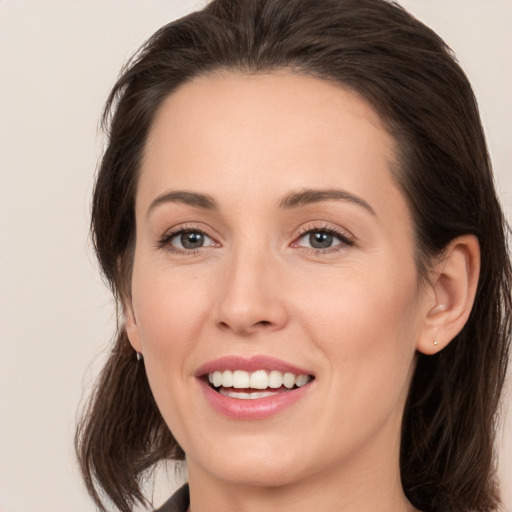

{"left": 154, "top": 484, "right": 190, "bottom": 512}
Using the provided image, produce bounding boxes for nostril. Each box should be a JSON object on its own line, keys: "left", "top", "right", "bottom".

{"left": 216, "top": 319, "right": 273, "bottom": 334}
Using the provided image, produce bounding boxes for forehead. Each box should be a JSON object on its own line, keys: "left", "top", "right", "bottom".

{"left": 139, "top": 71, "right": 407, "bottom": 225}
{"left": 144, "top": 71, "right": 392, "bottom": 165}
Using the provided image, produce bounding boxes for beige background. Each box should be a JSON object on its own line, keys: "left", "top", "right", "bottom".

{"left": 0, "top": 1, "right": 510, "bottom": 511}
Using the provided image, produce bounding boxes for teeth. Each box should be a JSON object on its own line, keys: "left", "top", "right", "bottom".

{"left": 222, "top": 370, "right": 233, "bottom": 387}
{"left": 295, "top": 374, "right": 309, "bottom": 387}
{"left": 213, "top": 371, "right": 223, "bottom": 387}
{"left": 268, "top": 370, "right": 283, "bottom": 389}
{"left": 233, "top": 370, "right": 250, "bottom": 388}
{"left": 249, "top": 370, "right": 268, "bottom": 389}
{"left": 219, "top": 389, "right": 280, "bottom": 399}
{"left": 208, "top": 369, "right": 311, "bottom": 390}
{"left": 283, "top": 372, "right": 296, "bottom": 389}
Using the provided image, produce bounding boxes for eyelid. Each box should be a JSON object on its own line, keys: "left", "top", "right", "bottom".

{"left": 155, "top": 221, "right": 354, "bottom": 256}
{"left": 291, "top": 222, "right": 355, "bottom": 251}
{"left": 156, "top": 223, "right": 220, "bottom": 254}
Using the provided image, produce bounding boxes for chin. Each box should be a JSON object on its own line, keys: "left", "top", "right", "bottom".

{"left": 186, "top": 435, "right": 315, "bottom": 488}
{"left": 210, "top": 459, "right": 307, "bottom": 488}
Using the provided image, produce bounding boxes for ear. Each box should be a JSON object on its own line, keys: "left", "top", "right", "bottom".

{"left": 124, "top": 302, "right": 143, "bottom": 354}
{"left": 417, "top": 234, "right": 480, "bottom": 355}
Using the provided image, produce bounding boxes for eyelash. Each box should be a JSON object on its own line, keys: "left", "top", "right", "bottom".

{"left": 292, "top": 224, "right": 355, "bottom": 255}
{"left": 156, "top": 224, "right": 216, "bottom": 256}
{"left": 156, "top": 223, "right": 355, "bottom": 256}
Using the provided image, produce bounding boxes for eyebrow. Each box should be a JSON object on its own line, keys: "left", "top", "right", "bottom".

{"left": 147, "top": 187, "right": 375, "bottom": 217}
{"left": 147, "top": 190, "right": 218, "bottom": 217}
{"left": 279, "top": 188, "right": 376, "bottom": 215}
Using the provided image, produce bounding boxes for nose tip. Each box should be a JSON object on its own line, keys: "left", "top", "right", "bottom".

{"left": 214, "top": 254, "right": 288, "bottom": 336}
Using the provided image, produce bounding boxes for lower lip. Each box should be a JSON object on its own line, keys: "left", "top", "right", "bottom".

{"left": 199, "top": 380, "right": 312, "bottom": 419}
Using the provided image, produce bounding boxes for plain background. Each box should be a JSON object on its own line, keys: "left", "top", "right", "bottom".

{"left": 0, "top": 1, "right": 510, "bottom": 511}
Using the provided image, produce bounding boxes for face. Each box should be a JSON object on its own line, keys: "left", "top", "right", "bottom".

{"left": 126, "top": 72, "right": 432, "bottom": 489}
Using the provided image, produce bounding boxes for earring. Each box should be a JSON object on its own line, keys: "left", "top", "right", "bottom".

{"left": 136, "top": 352, "right": 143, "bottom": 361}
{"left": 433, "top": 340, "right": 439, "bottom": 347}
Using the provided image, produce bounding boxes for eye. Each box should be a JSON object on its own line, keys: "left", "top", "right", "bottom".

{"left": 302, "top": 231, "right": 340, "bottom": 249}
{"left": 292, "top": 227, "right": 354, "bottom": 252}
{"left": 172, "top": 230, "right": 213, "bottom": 250}
{"left": 158, "top": 227, "right": 217, "bottom": 253}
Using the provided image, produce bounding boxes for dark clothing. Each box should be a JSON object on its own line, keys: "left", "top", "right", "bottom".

{"left": 155, "top": 484, "right": 190, "bottom": 512}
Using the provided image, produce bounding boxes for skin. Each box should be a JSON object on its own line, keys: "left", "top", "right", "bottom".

{"left": 125, "top": 72, "right": 480, "bottom": 512}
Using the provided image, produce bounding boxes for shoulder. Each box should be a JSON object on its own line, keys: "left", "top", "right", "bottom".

{"left": 154, "top": 484, "right": 190, "bottom": 512}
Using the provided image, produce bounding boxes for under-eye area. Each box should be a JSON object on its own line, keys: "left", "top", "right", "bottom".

{"left": 205, "top": 370, "right": 315, "bottom": 399}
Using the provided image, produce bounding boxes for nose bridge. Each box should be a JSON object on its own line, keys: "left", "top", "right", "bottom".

{"left": 215, "top": 235, "right": 287, "bottom": 334}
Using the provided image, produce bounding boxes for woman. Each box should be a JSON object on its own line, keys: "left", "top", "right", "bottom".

{"left": 75, "top": 0, "right": 511, "bottom": 511}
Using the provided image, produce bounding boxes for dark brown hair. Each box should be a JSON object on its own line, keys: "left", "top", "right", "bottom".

{"left": 76, "top": 1, "right": 512, "bottom": 511}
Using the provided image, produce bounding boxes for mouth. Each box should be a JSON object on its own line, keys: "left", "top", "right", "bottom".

{"left": 196, "top": 355, "right": 315, "bottom": 418}
{"left": 205, "top": 369, "right": 314, "bottom": 400}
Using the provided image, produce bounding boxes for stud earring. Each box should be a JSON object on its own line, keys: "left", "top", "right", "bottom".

{"left": 433, "top": 340, "right": 439, "bottom": 347}
{"left": 136, "top": 352, "right": 143, "bottom": 361}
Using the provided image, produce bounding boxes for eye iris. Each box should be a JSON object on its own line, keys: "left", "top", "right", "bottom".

{"left": 309, "top": 231, "right": 333, "bottom": 249}
{"left": 181, "top": 231, "right": 204, "bottom": 249}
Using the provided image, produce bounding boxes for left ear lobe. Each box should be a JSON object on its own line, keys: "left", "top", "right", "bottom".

{"left": 124, "top": 303, "right": 143, "bottom": 354}
{"left": 417, "top": 234, "right": 480, "bottom": 355}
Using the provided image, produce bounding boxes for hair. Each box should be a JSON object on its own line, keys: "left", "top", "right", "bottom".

{"left": 75, "top": 1, "right": 512, "bottom": 511}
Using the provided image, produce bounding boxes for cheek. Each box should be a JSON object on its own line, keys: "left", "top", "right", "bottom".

{"left": 296, "top": 262, "right": 421, "bottom": 392}
{"left": 294, "top": 266, "right": 421, "bottom": 450}
{"left": 130, "top": 262, "right": 213, "bottom": 434}
{"left": 299, "top": 261, "right": 420, "bottom": 341}
{"left": 130, "top": 258, "right": 215, "bottom": 389}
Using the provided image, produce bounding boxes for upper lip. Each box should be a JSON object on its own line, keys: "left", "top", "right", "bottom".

{"left": 195, "top": 355, "right": 314, "bottom": 377}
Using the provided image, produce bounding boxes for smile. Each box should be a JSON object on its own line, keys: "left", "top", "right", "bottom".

{"left": 197, "top": 356, "right": 315, "bottom": 418}
{"left": 208, "top": 370, "right": 312, "bottom": 399}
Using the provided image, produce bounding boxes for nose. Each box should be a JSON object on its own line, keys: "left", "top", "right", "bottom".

{"left": 214, "top": 245, "right": 289, "bottom": 336}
